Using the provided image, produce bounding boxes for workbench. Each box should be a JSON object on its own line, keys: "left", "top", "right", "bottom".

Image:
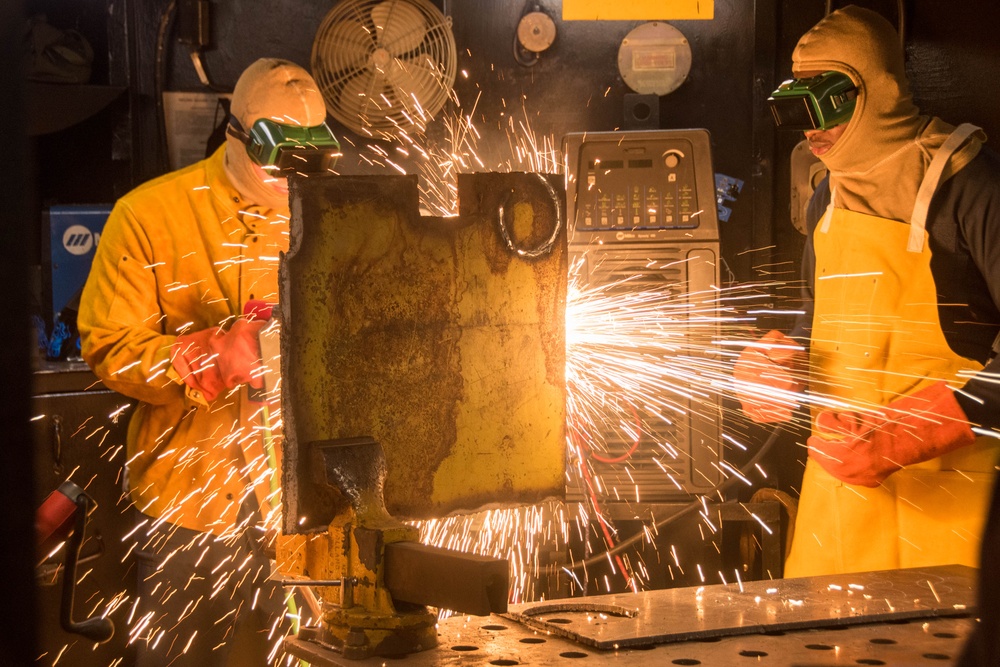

{"left": 287, "top": 564, "right": 979, "bottom": 666}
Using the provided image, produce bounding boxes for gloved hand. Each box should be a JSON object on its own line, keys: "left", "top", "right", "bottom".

{"left": 170, "top": 318, "right": 267, "bottom": 403}
{"left": 733, "top": 330, "right": 806, "bottom": 423}
{"left": 808, "top": 381, "right": 976, "bottom": 487}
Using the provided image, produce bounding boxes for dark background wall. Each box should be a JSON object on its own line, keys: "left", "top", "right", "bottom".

{"left": 27, "top": 0, "right": 1000, "bottom": 286}
{"left": 13, "top": 0, "right": 1000, "bottom": 658}
{"left": 4, "top": 0, "right": 35, "bottom": 664}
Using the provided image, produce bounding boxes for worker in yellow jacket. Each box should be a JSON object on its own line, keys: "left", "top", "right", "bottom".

{"left": 79, "top": 58, "right": 338, "bottom": 666}
{"left": 736, "top": 7, "right": 1000, "bottom": 577}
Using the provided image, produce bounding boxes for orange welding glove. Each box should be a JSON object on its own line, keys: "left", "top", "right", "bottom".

{"left": 733, "top": 330, "right": 806, "bottom": 423}
{"left": 808, "top": 381, "right": 976, "bottom": 487}
{"left": 170, "top": 318, "right": 267, "bottom": 403}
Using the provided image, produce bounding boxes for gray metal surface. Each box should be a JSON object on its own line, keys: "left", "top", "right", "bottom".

{"left": 286, "top": 606, "right": 974, "bottom": 666}
{"left": 506, "top": 564, "right": 976, "bottom": 649}
{"left": 384, "top": 541, "right": 509, "bottom": 616}
{"left": 285, "top": 564, "right": 977, "bottom": 665}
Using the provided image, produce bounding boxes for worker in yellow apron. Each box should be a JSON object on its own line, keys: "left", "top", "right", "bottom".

{"left": 737, "top": 7, "right": 1000, "bottom": 577}
{"left": 786, "top": 143, "right": 998, "bottom": 574}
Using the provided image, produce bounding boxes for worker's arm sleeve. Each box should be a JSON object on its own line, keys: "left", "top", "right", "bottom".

{"left": 945, "top": 150, "right": 1000, "bottom": 431}
{"left": 78, "top": 201, "right": 185, "bottom": 405}
{"left": 788, "top": 177, "right": 829, "bottom": 346}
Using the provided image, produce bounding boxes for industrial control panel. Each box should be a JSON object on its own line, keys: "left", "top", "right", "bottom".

{"left": 566, "top": 130, "right": 719, "bottom": 243}
{"left": 563, "top": 129, "right": 723, "bottom": 501}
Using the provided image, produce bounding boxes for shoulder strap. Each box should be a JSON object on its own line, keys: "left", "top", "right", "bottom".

{"left": 818, "top": 185, "right": 836, "bottom": 234}
{"left": 907, "top": 123, "right": 982, "bottom": 253}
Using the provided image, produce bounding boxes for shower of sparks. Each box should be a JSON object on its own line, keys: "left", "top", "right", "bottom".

{"left": 355, "top": 86, "right": 561, "bottom": 217}
{"left": 413, "top": 250, "right": 810, "bottom": 601}
{"left": 33, "top": 55, "right": 865, "bottom": 666}
{"left": 361, "top": 77, "right": 826, "bottom": 604}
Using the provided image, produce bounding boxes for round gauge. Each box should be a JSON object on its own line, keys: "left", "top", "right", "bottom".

{"left": 517, "top": 11, "right": 557, "bottom": 53}
{"left": 617, "top": 22, "right": 692, "bottom": 96}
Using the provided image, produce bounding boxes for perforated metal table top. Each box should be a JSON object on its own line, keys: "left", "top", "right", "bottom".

{"left": 285, "top": 565, "right": 979, "bottom": 666}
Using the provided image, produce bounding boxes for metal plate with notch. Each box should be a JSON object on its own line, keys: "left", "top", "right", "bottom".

{"left": 281, "top": 173, "right": 567, "bottom": 530}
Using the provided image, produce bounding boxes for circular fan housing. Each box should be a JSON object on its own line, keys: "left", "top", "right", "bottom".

{"left": 312, "top": 0, "right": 458, "bottom": 139}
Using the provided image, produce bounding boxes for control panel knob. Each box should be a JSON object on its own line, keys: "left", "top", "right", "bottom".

{"left": 663, "top": 152, "right": 680, "bottom": 168}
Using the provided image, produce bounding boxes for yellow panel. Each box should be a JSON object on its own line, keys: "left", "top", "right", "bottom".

{"left": 562, "top": 0, "right": 713, "bottom": 21}
{"left": 281, "top": 174, "right": 566, "bottom": 527}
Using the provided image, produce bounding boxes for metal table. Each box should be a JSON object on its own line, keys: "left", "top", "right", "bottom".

{"left": 286, "top": 564, "right": 979, "bottom": 666}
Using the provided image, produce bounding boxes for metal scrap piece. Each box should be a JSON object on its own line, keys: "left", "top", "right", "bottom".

{"left": 504, "top": 564, "right": 977, "bottom": 649}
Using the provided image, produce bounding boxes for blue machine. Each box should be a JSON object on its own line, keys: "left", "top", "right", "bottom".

{"left": 42, "top": 205, "right": 112, "bottom": 359}
{"left": 45, "top": 205, "right": 112, "bottom": 321}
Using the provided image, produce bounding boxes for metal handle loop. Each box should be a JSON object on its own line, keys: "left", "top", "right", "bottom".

{"left": 496, "top": 173, "right": 564, "bottom": 259}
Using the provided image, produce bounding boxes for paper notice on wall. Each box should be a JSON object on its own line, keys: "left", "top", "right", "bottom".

{"left": 562, "top": 0, "right": 713, "bottom": 20}
{"left": 163, "top": 91, "right": 231, "bottom": 171}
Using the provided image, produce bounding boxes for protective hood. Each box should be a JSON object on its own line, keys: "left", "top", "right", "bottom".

{"left": 224, "top": 58, "right": 328, "bottom": 211}
{"left": 792, "top": 5, "right": 984, "bottom": 221}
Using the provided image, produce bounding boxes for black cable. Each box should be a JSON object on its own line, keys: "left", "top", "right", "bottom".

{"left": 569, "top": 422, "right": 786, "bottom": 570}
{"left": 154, "top": 0, "right": 178, "bottom": 174}
{"left": 179, "top": 0, "right": 227, "bottom": 94}
{"left": 513, "top": 34, "right": 540, "bottom": 68}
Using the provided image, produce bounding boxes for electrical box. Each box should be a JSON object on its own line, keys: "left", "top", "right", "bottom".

{"left": 563, "top": 129, "right": 723, "bottom": 501}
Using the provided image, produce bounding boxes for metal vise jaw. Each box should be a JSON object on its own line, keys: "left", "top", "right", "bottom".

{"left": 279, "top": 437, "right": 509, "bottom": 662}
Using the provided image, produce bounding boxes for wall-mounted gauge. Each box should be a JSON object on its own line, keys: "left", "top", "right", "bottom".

{"left": 517, "top": 11, "right": 557, "bottom": 53}
{"left": 617, "top": 22, "right": 692, "bottom": 96}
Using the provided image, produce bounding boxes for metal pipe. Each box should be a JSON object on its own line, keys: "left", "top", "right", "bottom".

{"left": 278, "top": 579, "right": 347, "bottom": 587}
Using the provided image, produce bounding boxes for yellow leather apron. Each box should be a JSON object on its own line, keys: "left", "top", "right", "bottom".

{"left": 785, "top": 124, "right": 999, "bottom": 577}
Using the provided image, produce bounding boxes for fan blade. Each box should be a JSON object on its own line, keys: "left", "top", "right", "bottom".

{"left": 371, "top": 0, "right": 428, "bottom": 56}
{"left": 337, "top": 69, "right": 392, "bottom": 127}
{"left": 317, "top": 19, "right": 375, "bottom": 71}
{"left": 385, "top": 55, "right": 443, "bottom": 115}
{"left": 337, "top": 70, "right": 377, "bottom": 119}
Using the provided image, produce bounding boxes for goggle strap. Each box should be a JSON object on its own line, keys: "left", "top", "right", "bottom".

{"left": 226, "top": 115, "right": 252, "bottom": 145}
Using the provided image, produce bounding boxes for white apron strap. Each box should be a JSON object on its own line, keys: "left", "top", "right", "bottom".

{"left": 818, "top": 185, "right": 836, "bottom": 234}
{"left": 907, "top": 123, "right": 982, "bottom": 253}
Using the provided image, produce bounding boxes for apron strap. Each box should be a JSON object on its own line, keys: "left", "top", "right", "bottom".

{"left": 907, "top": 123, "right": 982, "bottom": 253}
{"left": 819, "top": 185, "right": 836, "bottom": 234}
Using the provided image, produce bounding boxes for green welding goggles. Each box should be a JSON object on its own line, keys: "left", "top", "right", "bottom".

{"left": 767, "top": 71, "right": 858, "bottom": 131}
{"left": 228, "top": 116, "right": 341, "bottom": 175}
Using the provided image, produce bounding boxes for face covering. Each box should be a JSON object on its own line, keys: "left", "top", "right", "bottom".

{"left": 792, "top": 6, "right": 983, "bottom": 221}
{"left": 224, "top": 58, "right": 329, "bottom": 211}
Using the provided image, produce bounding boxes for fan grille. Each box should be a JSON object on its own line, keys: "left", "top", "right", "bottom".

{"left": 312, "top": 0, "right": 457, "bottom": 139}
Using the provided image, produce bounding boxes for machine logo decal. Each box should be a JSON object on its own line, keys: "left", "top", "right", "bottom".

{"left": 62, "top": 225, "right": 98, "bottom": 256}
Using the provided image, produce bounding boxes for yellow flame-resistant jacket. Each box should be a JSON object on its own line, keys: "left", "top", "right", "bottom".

{"left": 79, "top": 145, "right": 287, "bottom": 536}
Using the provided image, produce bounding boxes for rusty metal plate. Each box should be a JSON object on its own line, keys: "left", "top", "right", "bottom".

{"left": 504, "top": 564, "right": 977, "bottom": 650}
{"left": 281, "top": 173, "right": 566, "bottom": 531}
